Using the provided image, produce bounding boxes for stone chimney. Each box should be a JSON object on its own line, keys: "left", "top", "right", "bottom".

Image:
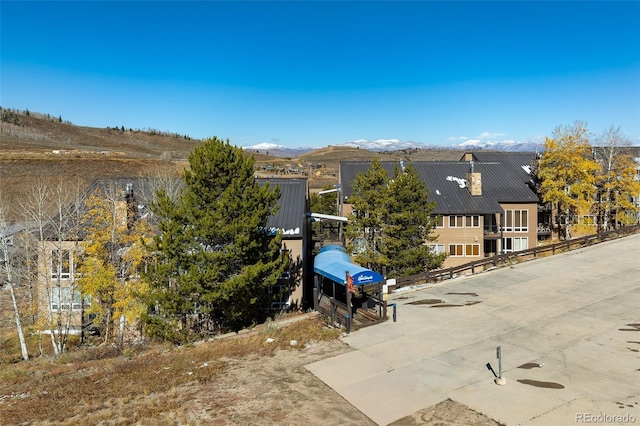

{"left": 466, "top": 160, "right": 482, "bottom": 196}
{"left": 115, "top": 183, "right": 136, "bottom": 230}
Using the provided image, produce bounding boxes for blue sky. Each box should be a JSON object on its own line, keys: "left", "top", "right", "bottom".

{"left": 1, "top": 1, "right": 639, "bottom": 148}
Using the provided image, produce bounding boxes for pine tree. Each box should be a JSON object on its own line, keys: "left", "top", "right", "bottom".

{"left": 382, "top": 164, "right": 445, "bottom": 276}
{"left": 345, "top": 160, "right": 445, "bottom": 277}
{"left": 144, "top": 137, "right": 285, "bottom": 342}
{"left": 345, "top": 159, "right": 390, "bottom": 272}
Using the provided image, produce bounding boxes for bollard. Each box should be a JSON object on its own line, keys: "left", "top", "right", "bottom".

{"left": 345, "top": 314, "right": 351, "bottom": 334}
{"left": 495, "top": 346, "right": 506, "bottom": 385}
{"left": 391, "top": 303, "right": 397, "bottom": 322}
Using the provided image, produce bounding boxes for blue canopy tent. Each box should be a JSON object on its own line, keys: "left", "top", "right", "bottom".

{"left": 313, "top": 244, "right": 386, "bottom": 333}
{"left": 313, "top": 244, "right": 384, "bottom": 285}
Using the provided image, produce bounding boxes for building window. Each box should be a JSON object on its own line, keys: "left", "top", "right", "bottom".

{"left": 503, "top": 210, "right": 528, "bottom": 232}
{"left": 514, "top": 237, "right": 528, "bottom": 251}
{"left": 268, "top": 281, "right": 291, "bottom": 310}
{"left": 449, "top": 244, "right": 479, "bottom": 257}
{"left": 432, "top": 216, "right": 444, "bottom": 228}
{"left": 449, "top": 244, "right": 464, "bottom": 256}
{"left": 465, "top": 244, "right": 480, "bottom": 256}
{"left": 51, "top": 287, "right": 84, "bottom": 311}
{"left": 514, "top": 210, "right": 528, "bottom": 232}
{"left": 465, "top": 216, "right": 480, "bottom": 228}
{"left": 449, "top": 216, "right": 464, "bottom": 228}
{"left": 429, "top": 244, "right": 445, "bottom": 254}
{"left": 501, "top": 237, "right": 528, "bottom": 253}
{"left": 51, "top": 249, "right": 72, "bottom": 280}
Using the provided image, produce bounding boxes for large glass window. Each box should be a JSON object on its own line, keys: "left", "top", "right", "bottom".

{"left": 429, "top": 244, "right": 445, "bottom": 254}
{"left": 513, "top": 237, "right": 528, "bottom": 251}
{"left": 465, "top": 216, "right": 480, "bottom": 228}
{"left": 501, "top": 237, "right": 528, "bottom": 253}
{"left": 465, "top": 244, "right": 480, "bottom": 256}
{"left": 51, "top": 287, "right": 84, "bottom": 311}
{"left": 51, "top": 249, "right": 72, "bottom": 279}
{"left": 501, "top": 238, "right": 513, "bottom": 253}
{"left": 449, "top": 216, "right": 464, "bottom": 228}
{"left": 449, "top": 244, "right": 463, "bottom": 256}
{"left": 514, "top": 210, "right": 528, "bottom": 232}
{"left": 504, "top": 210, "right": 513, "bottom": 231}
{"left": 503, "top": 210, "right": 528, "bottom": 232}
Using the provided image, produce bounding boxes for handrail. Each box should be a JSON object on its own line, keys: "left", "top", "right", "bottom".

{"left": 393, "top": 225, "right": 640, "bottom": 289}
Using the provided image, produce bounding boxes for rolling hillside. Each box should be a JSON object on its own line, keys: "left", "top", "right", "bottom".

{"left": 0, "top": 107, "right": 466, "bottom": 221}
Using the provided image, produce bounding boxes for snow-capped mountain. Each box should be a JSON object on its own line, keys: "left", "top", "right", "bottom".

{"left": 337, "top": 138, "right": 544, "bottom": 152}
{"left": 243, "top": 138, "right": 544, "bottom": 157}
{"left": 242, "top": 142, "right": 286, "bottom": 151}
{"left": 242, "top": 143, "right": 315, "bottom": 157}
{"left": 335, "top": 138, "right": 433, "bottom": 151}
{"left": 456, "top": 139, "right": 544, "bottom": 152}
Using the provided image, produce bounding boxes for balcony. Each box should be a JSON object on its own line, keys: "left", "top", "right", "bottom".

{"left": 537, "top": 203, "right": 552, "bottom": 212}
{"left": 537, "top": 223, "right": 551, "bottom": 235}
{"left": 483, "top": 226, "right": 500, "bottom": 239}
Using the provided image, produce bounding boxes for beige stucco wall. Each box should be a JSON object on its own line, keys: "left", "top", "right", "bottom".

{"left": 37, "top": 240, "right": 84, "bottom": 333}
{"left": 281, "top": 238, "right": 304, "bottom": 309}
{"left": 498, "top": 203, "right": 538, "bottom": 250}
{"left": 429, "top": 218, "right": 485, "bottom": 268}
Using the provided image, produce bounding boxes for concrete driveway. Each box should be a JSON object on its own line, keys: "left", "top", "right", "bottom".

{"left": 306, "top": 234, "right": 640, "bottom": 425}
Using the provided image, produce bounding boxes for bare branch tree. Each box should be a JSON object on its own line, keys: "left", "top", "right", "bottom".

{"left": 594, "top": 126, "right": 639, "bottom": 231}
{"left": 20, "top": 178, "right": 84, "bottom": 355}
{"left": 0, "top": 203, "right": 29, "bottom": 361}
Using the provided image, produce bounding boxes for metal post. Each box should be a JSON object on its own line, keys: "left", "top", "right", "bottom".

{"left": 345, "top": 270, "right": 352, "bottom": 334}
{"left": 313, "top": 275, "right": 319, "bottom": 311}
{"left": 495, "top": 346, "right": 506, "bottom": 385}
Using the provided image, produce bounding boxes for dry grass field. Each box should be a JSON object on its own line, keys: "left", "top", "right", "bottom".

{"left": 0, "top": 311, "right": 376, "bottom": 426}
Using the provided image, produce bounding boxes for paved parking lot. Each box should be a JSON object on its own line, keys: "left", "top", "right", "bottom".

{"left": 306, "top": 234, "right": 640, "bottom": 425}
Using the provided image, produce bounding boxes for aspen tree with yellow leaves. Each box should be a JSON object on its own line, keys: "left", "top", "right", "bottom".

{"left": 594, "top": 126, "right": 640, "bottom": 231}
{"left": 77, "top": 185, "right": 152, "bottom": 345}
{"left": 537, "top": 121, "right": 601, "bottom": 240}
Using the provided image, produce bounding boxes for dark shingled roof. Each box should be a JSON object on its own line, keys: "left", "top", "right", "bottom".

{"left": 340, "top": 159, "right": 539, "bottom": 216}
{"left": 257, "top": 178, "right": 307, "bottom": 239}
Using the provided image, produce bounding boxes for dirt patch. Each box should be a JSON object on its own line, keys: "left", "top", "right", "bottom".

{"left": 388, "top": 398, "right": 504, "bottom": 426}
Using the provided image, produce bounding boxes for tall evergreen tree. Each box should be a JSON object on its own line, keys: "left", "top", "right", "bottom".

{"left": 346, "top": 160, "right": 445, "bottom": 277}
{"left": 382, "top": 164, "right": 445, "bottom": 276}
{"left": 144, "top": 137, "right": 285, "bottom": 342}
{"left": 345, "top": 159, "right": 390, "bottom": 272}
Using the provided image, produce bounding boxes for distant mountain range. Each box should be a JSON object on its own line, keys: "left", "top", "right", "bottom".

{"left": 242, "top": 138, "right": 545, "bottom": 157}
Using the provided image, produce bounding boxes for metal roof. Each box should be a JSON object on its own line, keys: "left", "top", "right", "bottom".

{"left": 257, "top": 178, "right": 307, "bottom": 238}
{"left": 340, "top": 158, "right": 539, "bottom": 216}
{"left": 44, "top": 177, "right": 308, "bottom": 241}
{"left": 313, "top": 244, "right": 384, "bottom": 285}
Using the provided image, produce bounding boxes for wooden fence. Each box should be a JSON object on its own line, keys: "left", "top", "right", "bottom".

{"left": 393, "top": 225, "right": 640, "bottom": 290}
